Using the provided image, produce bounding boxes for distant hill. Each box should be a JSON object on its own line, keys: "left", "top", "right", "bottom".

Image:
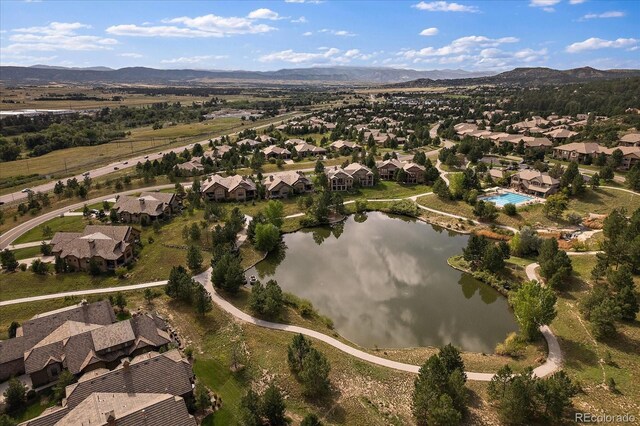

{"left": 30, "top": 64, "right": 115, "bottom": 72}
{"left": 389, "top": 67, "right": 640, "bottom": 88}
{"left": 0, "top": 65, "right": 493, "bottom": 85}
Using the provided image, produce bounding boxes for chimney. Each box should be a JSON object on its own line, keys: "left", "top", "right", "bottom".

{"left": 88, "top": 239, "right": 95, "bottom": 248}
{"left": 269, "top": 176, "right": 274, "bottom": 181}
{"left": 122, "top": 359, "right": 130, "bottom": 369}
{"left": 139, "top": 198, "right": 145, "bottom": 206}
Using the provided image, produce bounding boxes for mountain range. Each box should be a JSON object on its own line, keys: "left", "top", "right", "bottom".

{"left": 388, "top": 67, "right": 640, "bottom": 88}
{"left": 0, "top": 65, "right": 492, "bottom": 85}
{"left": 0, "top": 65, "right": 638, "bottom": 87}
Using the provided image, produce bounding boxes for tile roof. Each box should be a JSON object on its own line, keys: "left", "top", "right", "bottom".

{"left": 262, "top": 171, "right": 311, "bottom": 191}
{"left": 201, "top": 174, "right": 257, "bottom": 193}
{"left": 113, "top": 192, "right": 175, "bottom": 216}
{"left": 51, "top": 225, "right": 133, "bottom": 261}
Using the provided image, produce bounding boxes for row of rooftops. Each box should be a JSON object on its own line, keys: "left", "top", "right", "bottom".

{"left": 6, "top": 300, "right": 195, "bottom": 426}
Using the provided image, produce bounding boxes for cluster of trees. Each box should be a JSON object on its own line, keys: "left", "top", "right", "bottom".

{"left": 510, "top": 280, "right": 557, "bottom": 341}
{"left": 240, "top": 383, "right": 290, "bottom": 426}
{"left": 582, "top": 208, "right": 640, "bottom": 339}
{"left": 249, "top": 280, "right": 284, "bottom": 319}
{"left": 537, "top": 238, "right": 573, "bottom": 289}
{"left": 165, "top": 266, "right": 212, "bottom": 316}
{"left": 582, "top": 266, "right": 639, "bottom": 339}
{"left": 287, "top": 334, "right": 332, "bottom": 398}
{"left": 412, "top": 344, "right": 468, "bottom": 425}
{"left": 248, "top": 200, "right": 285, "bottom": 253}
{"left": 463, "top": 234, "right": 510, "bottom": 273}
{"left": 488, "top": 367, "right": 578, "bottom": 424}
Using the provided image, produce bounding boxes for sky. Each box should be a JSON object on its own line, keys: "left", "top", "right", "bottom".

{"left": 0, "top": 0, "right": 638, "bottom": 72}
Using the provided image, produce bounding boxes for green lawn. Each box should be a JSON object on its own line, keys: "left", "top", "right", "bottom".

{"left": 11, "top": 245, "right": 42, "bottom": 260}
{"left": 1, "top": 211, "right": 212, "bottom": 302}
{"left": 13, "top": 216, "right": 88, "bottom": 244}
{"left": 550, "top": 254, "right": 640, "bottom": 417}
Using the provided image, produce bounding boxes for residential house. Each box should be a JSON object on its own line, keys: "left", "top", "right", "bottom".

{"left": 0, "top": 300, "right": 115, "bottom": 383}
{"left": 201, "top": 174, "right": 256, "bottom": 202}
{"left": 552, "top": 142, "right": 601, "bottom": 163}
{"left": 544, "top": 128, "right": 578, "bottom": 141}
{"left": 176, "top": 158, "right": 204, "bottom": 174}
{"left": 376, "top": 159, "right": 403, "bottom": 180}
{"left": 236, "top": 138, "right": 261, "bottom": 149}
{"left": 329, "top": 140, "right": 361, "bottom": 153}
{"left": 600, "top": 146, "right": 640, "bottom": 170}
{"left": 402, "top": 162, "right": 427, "bottom": 184}
{"left": 327, "top": 164, "right": 374, "bottom": 191}
{"left": 262, "top": 145, "right": 291, "bottom": 160}
{"left": 23, "top": 350, "right": 195, "bottom": 426}
{"left": 262, "top": 171, "right": 313, "bottom": 199}
{"left": 112, "top": 192, "right": 180, "bottom": 223}
{"left": 294, "top": 142, "right": 327, "bottom": 158}
{"left": 510, "top": 170, "right": 559, "bottom": 198}
{"left": 619, "top": 133, "right": 640, "bottom": 147}
{"left": 50, "top": 225, "right": 139, "bottom": 272}
{"left": 0, "top": 300, "right": 172, "bottom": 388}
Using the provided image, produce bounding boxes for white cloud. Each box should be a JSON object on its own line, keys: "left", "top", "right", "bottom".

{"left": 0, "top": 53, "right": 57, "bottom": 66}
{"left": 259, "top": 47, "right": 340, "bottom": 63}
{"left": 161, "top": 55, "right": 228, "bottom": 64}
{"left": 3, "top": 22, "right": 117, "bottom": 54}
{"left": 107, "top": 13, "right": 277, "bottom": 38}
{"left": 284, "top": 0, "right": 323, "bottom": 3}
{"left": 318, "top": 28, "right": 356, "bottom": 37}
{"left": 569, "top": 0, "right": 586, "bottom": 4}
{"left": 529, "top": 0, "right": 560, "bottom": 12}
{"left": 291, "top": 16, "right": 307, "bottom": 23}
{"left": 413, "top": 1, "right": 479, "bottom": 13}
{"left": 119, "top": 52, "right": 143, "bottom": 58}
{"left": 247, "top": 8, "right": 282, "bottom": 20}
{"left": 419, "top": 27, "right": 439, "bottom": 36}
{"left": 566, "top": 37, "right": 638, "bottom": 53}
{"left": 400, "top": 35, "right": 519, "bottom": 59}
{"left": 259, "top": 47, "right": 376, "bottom": 64}
{"left": 582, "top": 11, "right": 625, "bottom": 19}
{"left": 302, "top": 31, "right": 313, "bottom": 36}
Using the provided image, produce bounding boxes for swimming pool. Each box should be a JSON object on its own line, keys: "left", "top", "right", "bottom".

{"left": 482, "top": 192, "right": 535, "bottom": 207}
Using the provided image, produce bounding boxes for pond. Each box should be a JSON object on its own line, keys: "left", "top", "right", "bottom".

{"left": 246, "top": 212, "right": 518, "bottom": 353}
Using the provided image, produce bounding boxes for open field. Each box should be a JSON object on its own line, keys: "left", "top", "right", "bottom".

{"left": 0, "top": 86, "right": 274, "bottom": 111}
{"left": 0, "top": 113, "right": 299, "bottom": 183}
{"left": 13, "top": 215, "right": 87, "bottom": 244}
{"left": 1, "top": 209, "right": 212, "bottom": 301}
{"left": 550, "top": 255, "right": 640, "bottom": 417}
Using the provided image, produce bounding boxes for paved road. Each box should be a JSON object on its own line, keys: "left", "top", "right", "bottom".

{"left": 0, "top": 281, "right": 168, "bottom": 306}
{"left": 0, "top": 112, "right": 304, "bottom": 206}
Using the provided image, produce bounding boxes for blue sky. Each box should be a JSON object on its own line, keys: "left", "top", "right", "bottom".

{"left": 1, "top": 0, "right": 638, "bottom": 71}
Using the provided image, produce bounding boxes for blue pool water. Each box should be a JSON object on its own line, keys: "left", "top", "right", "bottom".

{"left": 482, "top": 192, "right": 535, "bottom": 207}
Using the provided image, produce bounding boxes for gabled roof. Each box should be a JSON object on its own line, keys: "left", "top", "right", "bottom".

{"left": 513, "top": 170, "right": 559, "bottom": 186}
{"left": 64, "top": 350, "right": 193, "bottom": 409}
{"left": 262, "top": 171, "right": 311, "bottom": 191}
{"left": 553, "top": 142, "right": 601, "bottom": 155}
{"left": 620, "top": 133, "right": 640, "bottom": 144}
{"left": 113, "top": 192, "right": 175, "bottom": 216}
{"left": 51, "top": 225, "right": 133, "bottom": 261}
{"left": 201, "top": 174, "right": 257, "bottom": 193}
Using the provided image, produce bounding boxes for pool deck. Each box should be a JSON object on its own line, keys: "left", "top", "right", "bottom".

{"left": 481, "top": 188, "right": 545, "bottom": 208}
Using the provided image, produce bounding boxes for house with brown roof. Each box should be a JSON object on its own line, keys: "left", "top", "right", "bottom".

{"left": 23, "top": 350, "right": 195, "bottom": 426}
{"left": 112, "top": 192, "right": 180, "bottom": 224}
{"left": 329, "top": 140, "right": 361, "bottom": 153}
{"left": 327, "top": 163, "right": 374, "bottom": 191}
{"left": 0, "top": 301, "right": 115, "bottom": 383}
{"left": 510, "top": 170, "right": 559, "bottom": 198}
{"left": 600, "top": 146, "right": 640, "bottom": 170}
{"left": 376, "top": 159, "right": 403, "bottom": 180}
{"left": 201, "top": 174, "right": 256, "bottom": 202}
{"left": 236, "top": 138, "right": 261, "bottom": 149}
{"left": 376, "top": 159, "right": 426, "bottom": 183}
{"left": 552, "top": 142, "right": 601, "bottom": 163}
{"left": 51, "top": 225, "right": 139, "bottom": 272}
{"left": 1, "top": 300, "right": 172, "bottom": 388}
{"left": 262, "top": 145, "right": 291, "bottom": 159}
{"left": 25, "top": 392, "right": 196, "bottom": 426}
{"left": 294, "top": 142, "right": 327, "bottom": 158}
{"left": 262, "top": 171, "right": 313, "bottom": 199}
{"left": 176, "top": 158, "right": 205, "bottom": 174}
{"left": 544, "top": 128, "right": 578, "bottom": 141}
{"left": 619, "top": 133, "right": 640, "bottom": 147}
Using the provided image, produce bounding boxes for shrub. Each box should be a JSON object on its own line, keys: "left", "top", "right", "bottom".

{"left": 503, "top": 203, "right": 517, "bottom": 216}
{"left": 388, "top": 199, "right": 419, "bottom": 217}
{"left": 115, "top": 267, "right": 128, "bottom": 279}
{"left": 495, "top": 332, "right": 525, "bottom": 357}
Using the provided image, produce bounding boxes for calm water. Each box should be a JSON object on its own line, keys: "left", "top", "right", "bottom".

{"left": 246, "top": 212, "right": 518, "bottom": 353}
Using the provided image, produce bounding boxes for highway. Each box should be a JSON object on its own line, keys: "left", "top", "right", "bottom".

{"left": 0, "top": 112, "right": 304, "bottom": 206}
